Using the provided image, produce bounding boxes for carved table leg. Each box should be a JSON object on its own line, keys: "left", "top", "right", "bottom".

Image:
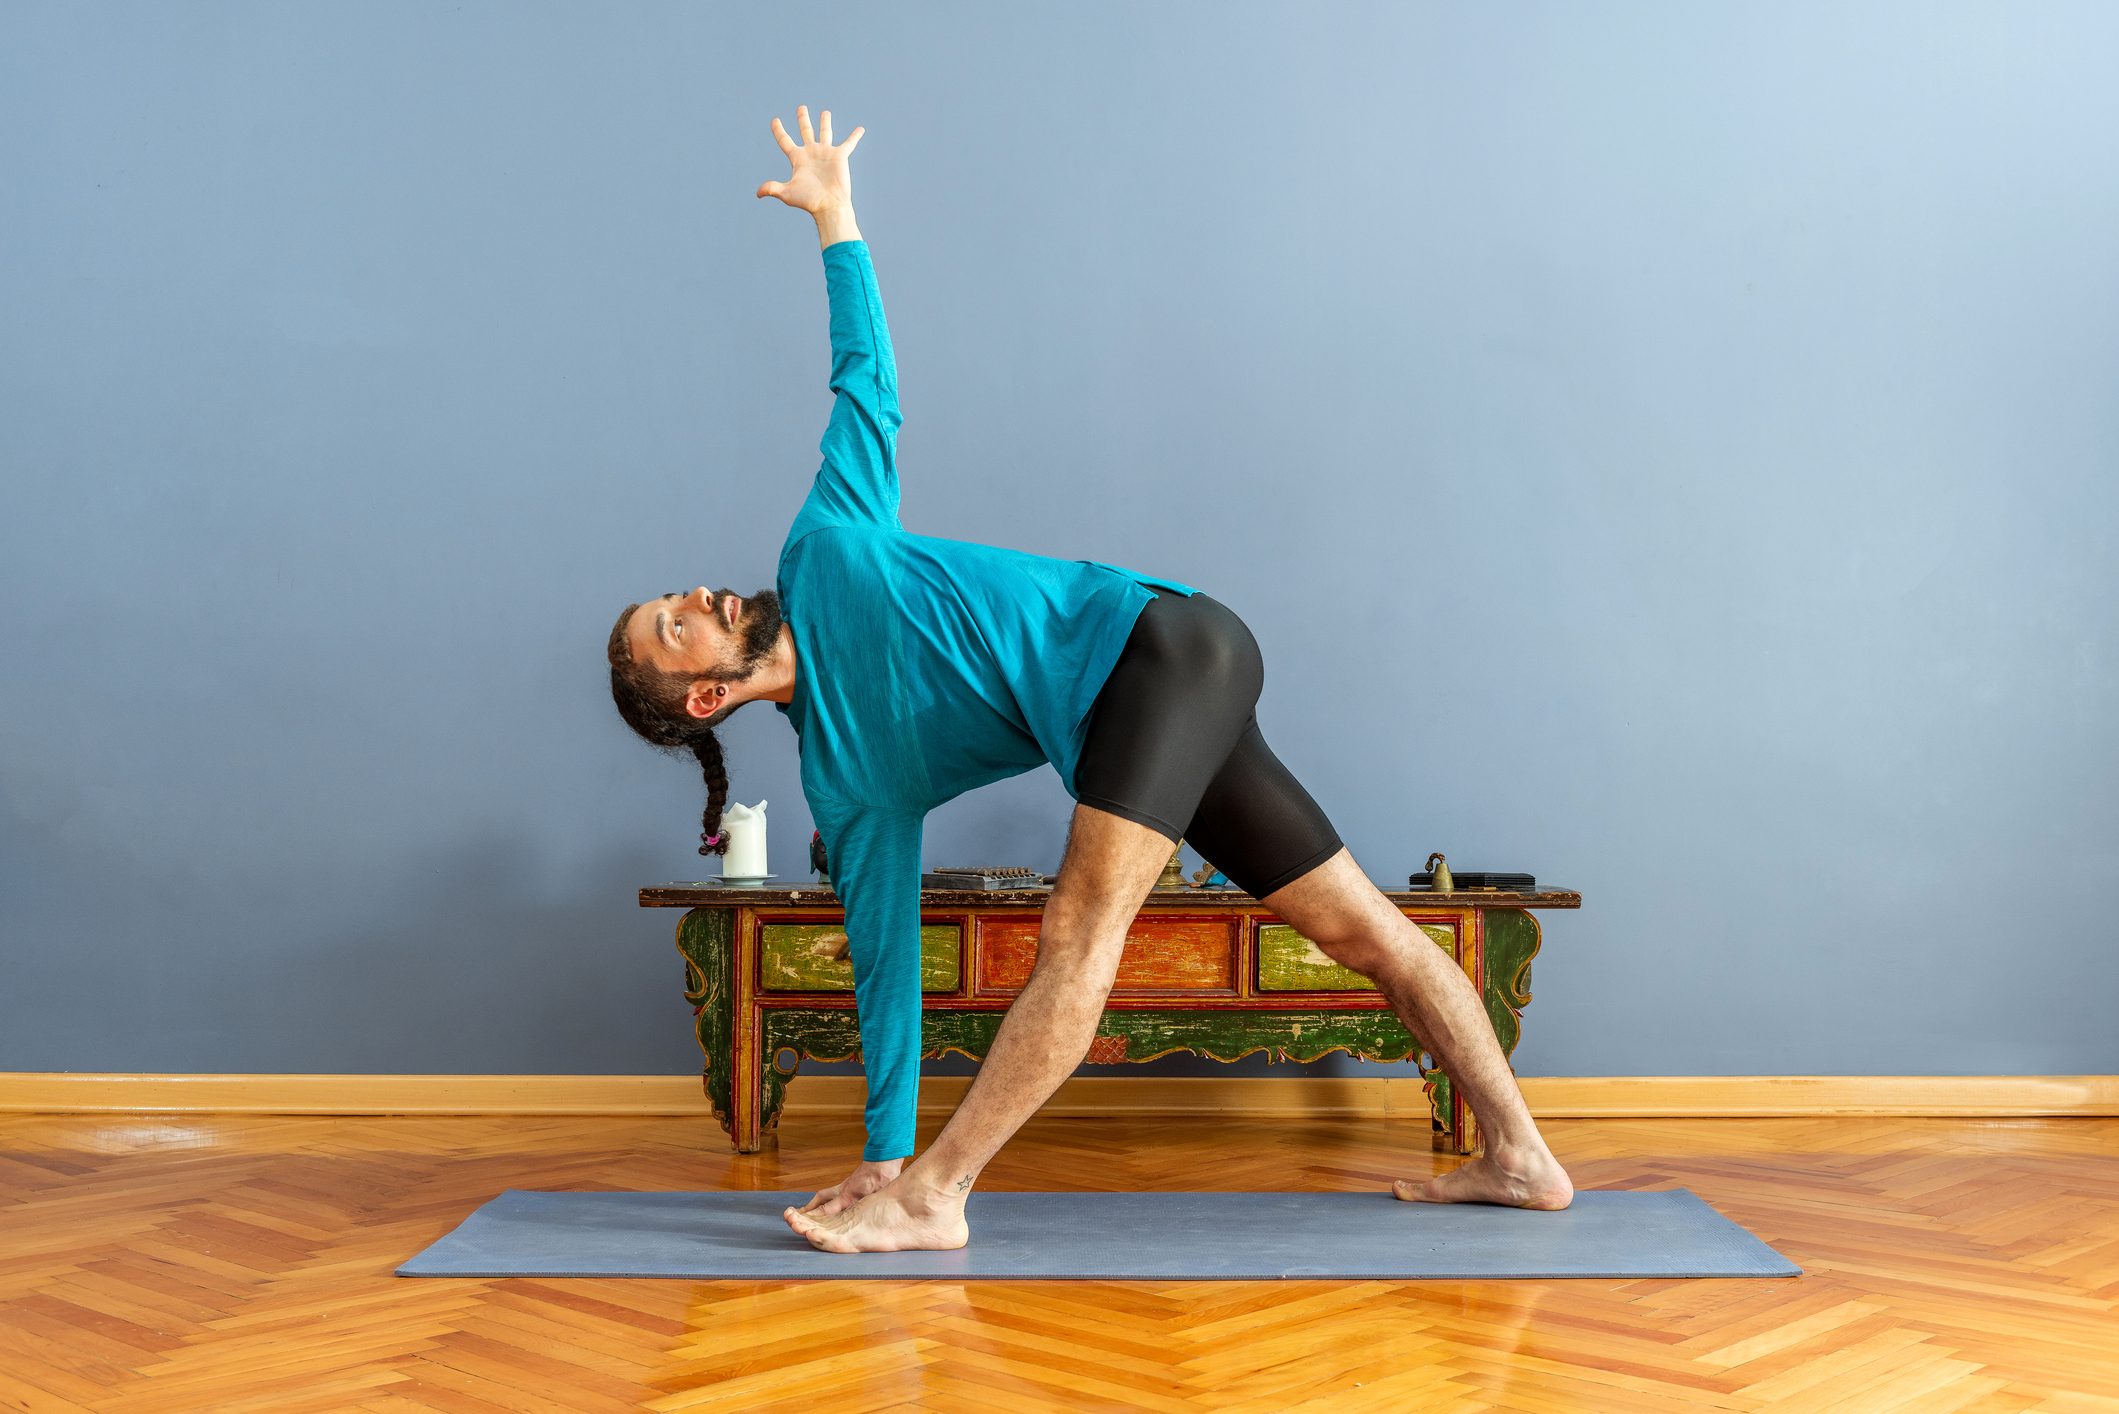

{"left": 676, "top": 907, "right": 763, "bottom": 1151}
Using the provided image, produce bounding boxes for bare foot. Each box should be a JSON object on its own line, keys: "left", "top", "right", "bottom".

{"left": 782, "top": 1180, "right": 969, "bottom": 1253}
{"left": 1393, "top": 1144, "right": 1575, "bottom": 1209}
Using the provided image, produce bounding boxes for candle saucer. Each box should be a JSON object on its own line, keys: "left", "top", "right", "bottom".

{"left": 714, "top": 874, "right": 777, "bottom": 887}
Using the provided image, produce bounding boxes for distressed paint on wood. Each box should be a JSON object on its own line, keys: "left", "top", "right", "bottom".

{"left": 675, "top": 908, "right": 735, "bottom": 1133}
{"left": 758, "top": 1006, "right": 1453, "bottom": 1142}
{"left": 1255, "top": 920, "right": 1457, "bottom": 991}
{"left": 1482, "top": 908, "right": 1540, "bottom": 1058}
{"left": 677, "top": 892, "right": 1567, "bottom": 1155}
{"left": 758, "top": 922, "right": 962, "bottom": 993}
{"left": 976, "top": 915, "right": 1239, "bottom": 993}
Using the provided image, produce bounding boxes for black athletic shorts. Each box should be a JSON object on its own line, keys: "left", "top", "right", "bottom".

{"left": 1072, "top": 587, "right": 1344, "bottom": 900}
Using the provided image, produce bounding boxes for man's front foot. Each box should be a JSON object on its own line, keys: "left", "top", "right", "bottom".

{"left": 782, "top": 1178, "right": 970, "bottom": 1253}
{"left": 1393, "top": 1142, "right": 1575, "bottom": 1210}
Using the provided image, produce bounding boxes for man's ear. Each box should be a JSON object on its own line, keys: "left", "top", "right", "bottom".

{"left": 686, "top": 681, "right": 726, "bottom": 719}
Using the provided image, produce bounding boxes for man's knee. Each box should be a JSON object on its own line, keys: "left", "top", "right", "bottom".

{"left": 1024, "top": 804, "right": 1171, "bottom": 987}
{"left": 1261, "top": 850, "right": 1406, "bottom": 973}
{"left": 1310, "top": 922, "right": 1400, "bottom": 979}
{"left": 1029, "top": 914, "right": 1129, "bottom": 991}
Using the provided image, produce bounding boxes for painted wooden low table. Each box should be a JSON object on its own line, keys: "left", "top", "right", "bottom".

{"left": 638, "top": 881, "right": 1580, "bottom": 1156}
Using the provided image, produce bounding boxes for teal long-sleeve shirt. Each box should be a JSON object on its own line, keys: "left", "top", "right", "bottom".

{"left": 775, "top": 239, "right": 1197, "bottom": 1161}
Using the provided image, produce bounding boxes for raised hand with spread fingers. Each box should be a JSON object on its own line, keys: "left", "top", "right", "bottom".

{"left": 756, "top": 104, "right": 865, "bottom": 248}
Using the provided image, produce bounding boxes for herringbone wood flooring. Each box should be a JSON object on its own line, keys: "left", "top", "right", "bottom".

{"left": 1, "top": 1112, "right": 2113, "bottom": 1412}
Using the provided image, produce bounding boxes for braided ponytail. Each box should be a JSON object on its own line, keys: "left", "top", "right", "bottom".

{"left": 690, "top": 735, "right": 731, "bottom": 857}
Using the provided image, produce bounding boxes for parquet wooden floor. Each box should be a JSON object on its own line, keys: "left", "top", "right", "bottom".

{"left": 1, "top": 1111, "right": 2113, "bottom": 1412}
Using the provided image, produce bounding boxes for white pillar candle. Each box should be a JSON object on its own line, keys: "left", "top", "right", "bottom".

{"left": 719, "top": 799, "right": 768, "bottom": 879}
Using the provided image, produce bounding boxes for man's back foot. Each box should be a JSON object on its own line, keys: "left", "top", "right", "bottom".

{"left": 1392, "top": 1145, "right": 1575, "bottom": 1209}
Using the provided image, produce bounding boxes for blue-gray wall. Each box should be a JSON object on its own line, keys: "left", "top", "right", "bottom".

{"left": 4, "top": 2, "right": 2114, "bottom": 1082}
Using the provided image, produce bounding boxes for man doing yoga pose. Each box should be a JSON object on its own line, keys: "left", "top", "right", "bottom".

{"left": 606, "top": 106, "right": 1574, "bottom": 1253}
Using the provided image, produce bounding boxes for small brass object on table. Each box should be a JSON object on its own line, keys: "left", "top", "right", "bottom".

{"left": 1156, "top": 841, "right": 1189, "bottom": 890}
{"left": 1427, "top": 851, "right": 1454, "bottom": 893}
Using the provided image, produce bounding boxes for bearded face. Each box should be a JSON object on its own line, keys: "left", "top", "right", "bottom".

{"left": 622, "top": 585, "right": 787, "bottom": 721}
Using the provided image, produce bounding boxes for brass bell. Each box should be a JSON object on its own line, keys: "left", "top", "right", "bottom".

{"left": 1156, "top": 840, "right": 1189, "bottom": 890}
{"left": 1426, "top": 851, "right": 1454, "bottom": 893}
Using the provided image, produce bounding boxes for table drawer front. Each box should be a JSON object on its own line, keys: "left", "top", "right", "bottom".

{"left": 977, "top": 916, "right": 1238, "bottom": 994}
{"left": 759, "top": 922, "right": 962, "bottom": 993}
{"left": 1255, "top": 919, "right": 1458, "bottom": 991}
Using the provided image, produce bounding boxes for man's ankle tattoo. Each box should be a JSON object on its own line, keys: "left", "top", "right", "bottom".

{"left": 954, "top": 1174, "right": 974, "bottom": 1194}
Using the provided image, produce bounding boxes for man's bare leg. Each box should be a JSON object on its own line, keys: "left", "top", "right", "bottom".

{"left": 783, "top": 803, "right": 1173, "bottom": 1252}
{"left": 1260, "top": 847, "right": 1574, "bottom": 1208}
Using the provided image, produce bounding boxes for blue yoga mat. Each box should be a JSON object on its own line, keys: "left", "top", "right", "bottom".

{"left": 397, "top": 1188, "right": 1798, "bottom": 1280}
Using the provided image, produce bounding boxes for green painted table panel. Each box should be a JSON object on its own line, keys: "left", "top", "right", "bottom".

{"left": 759, "top": 922, "right": 961, "bottom": 992}
{"left": 1256, "top": 920, "right": 1457, "bottom": 991}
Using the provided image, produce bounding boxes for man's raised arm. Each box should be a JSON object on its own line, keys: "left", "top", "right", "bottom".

{"left": 757, "top": 105, "right": 902, "bottom": 531}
